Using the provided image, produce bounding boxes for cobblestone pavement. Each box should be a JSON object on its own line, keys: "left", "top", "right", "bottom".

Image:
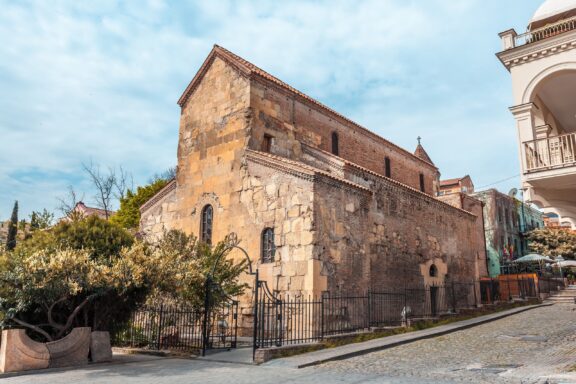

{"left": 320, "top": 303, "right": 576, "bottom": 383}
{"left": 3, "top": 304, "right": 576, "bottom": 384}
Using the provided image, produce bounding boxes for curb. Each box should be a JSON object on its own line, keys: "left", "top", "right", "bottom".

{"left": 292, "top": 303, "right": 552, "bottom": 368}
{"left": 0, "top": 353, "right": 169, "bottom": 380}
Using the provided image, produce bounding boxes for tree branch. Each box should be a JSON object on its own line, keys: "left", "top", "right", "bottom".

{"left": 47, "top": 297, "right": 68, "bottom": 331}
{"left": 56, "top": 293, "right": 100, "bottom": 339}
{"left": 11, "top": 317, "right": 53, "bottom": 342}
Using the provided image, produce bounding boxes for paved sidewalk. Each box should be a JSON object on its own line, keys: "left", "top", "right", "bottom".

{"left": 266, "top": 303, "right": 550, "bottom": 368}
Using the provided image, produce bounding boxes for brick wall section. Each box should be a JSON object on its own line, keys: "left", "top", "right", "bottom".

{"left": 248, "top": 80, "right": 439, "bottom": 195}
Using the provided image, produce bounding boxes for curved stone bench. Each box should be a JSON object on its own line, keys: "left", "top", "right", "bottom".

{"left": 0, "top": 329, "right": 50, "bottom": 373}
{"left": 46, "top": 327, "right": 91, "bottom": 368}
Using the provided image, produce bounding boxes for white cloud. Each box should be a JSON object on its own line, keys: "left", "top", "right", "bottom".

{"left": 0, "top": 0, "right": 543, "bottom": 218}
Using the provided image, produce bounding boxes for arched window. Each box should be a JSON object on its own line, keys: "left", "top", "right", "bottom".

{"left": 200, "top": 205, "right": 213, "bottom": 245}
{"left": 429, "top": 264, "right": 438, "bottom": 277}
{"left": 261, "top": 228, "right": 276, "bottom": 263}
{"left": 384, "top": 157, "right": 391, "bottom": 178}
{"left": 331, "top": 132, "right": 339, "bottom": 156}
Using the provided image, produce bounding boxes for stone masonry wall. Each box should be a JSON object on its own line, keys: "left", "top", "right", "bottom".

{"left": 313, "top": 168, "right": 483, "bottom": 293}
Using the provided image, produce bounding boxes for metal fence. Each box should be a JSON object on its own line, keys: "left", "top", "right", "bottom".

{"left": 113, "top": 303, "right": 204, "bottom": 352}
{"left": 255, "top": 282, "right": 490, "bottom": 349}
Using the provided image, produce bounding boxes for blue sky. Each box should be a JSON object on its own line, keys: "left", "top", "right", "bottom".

{"left": 0, "top": 0, "right": 544, "bottom": 220}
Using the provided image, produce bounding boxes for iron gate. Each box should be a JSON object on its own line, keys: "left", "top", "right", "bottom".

{"left": 253, "top": 278, "right": 282, "bottom": 354}
{"left": 201, "top": 277, "right": 240, "bottom": 355}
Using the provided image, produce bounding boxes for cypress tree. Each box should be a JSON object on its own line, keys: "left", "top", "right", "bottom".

{"left": 6, "top": 200, "right": 18, "bottom": 251}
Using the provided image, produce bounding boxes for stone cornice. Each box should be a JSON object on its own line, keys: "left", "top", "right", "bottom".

{"left": 497, "top": 30, "right": 576, "bottom": 70}
{"left": 139, "top": 178, "right": 177, "bottom": 214}
{"left": 249, "top": 148, "right": 476, "bottom": 219}
{"left": 245, "top": 150, "right": 372, "bottom": 195}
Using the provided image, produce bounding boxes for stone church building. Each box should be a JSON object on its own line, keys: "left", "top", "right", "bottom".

{"left": 140, "top": 45, "right": 488, "bottom": 300}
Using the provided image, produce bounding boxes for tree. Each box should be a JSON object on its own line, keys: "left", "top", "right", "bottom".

{"left": 56, "top": 185, "right": 84, "bottom": 219}
{"left": 146, "top": 230, "right": 248, "bottom": 308}
{"left": 5, "top": 201, "right": 18, "bottom": 251}
{"left": 0, "top": 216, "right": 143, "bottom": 341}
{"left": 527, "top": 228, "right": 576, "bottom": 259}
{"left": 82, "top": 162, "right": 133, "bottom": 219}
{"left": 0, "top": 246, "right": 150, "bottom": 341}
{"left": 29, "top": 209, "right": 54, "bottom": 231}
{"left": 110, "top": 178, "right": 171, "bottom": 230}
{"left": 17, "top": 215, "right": 134, "bottom": 262}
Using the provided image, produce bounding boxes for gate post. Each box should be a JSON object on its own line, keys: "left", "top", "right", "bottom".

{"left": 252, "top": 270, "right": 259, "bottom": 361}
{"left": 202, "top": 276, "right": 212, "bottom": 357}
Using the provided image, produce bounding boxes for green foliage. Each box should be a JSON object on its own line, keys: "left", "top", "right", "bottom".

{"left": 145, "top": 230, "right": 249, "bottom": 308}
{"left": 0, "top": 221, "right": 247, "bottom": 342}
{"left": 17, "top": 215, "right": 133, "bottom": 262}
{"left": 0, "top": 245, "right": 150, "bottom": 341}
{"left": 29, "top": 209, "right": 54, "bottom": 231}
{"left": 5, "top": 201, "right": 18, "bottom": 251}
{"left": 110, "top": 178, "right": 170, "bottom": 230}
{"left": 527, "top": 228, "right": 576, "bottom": 259}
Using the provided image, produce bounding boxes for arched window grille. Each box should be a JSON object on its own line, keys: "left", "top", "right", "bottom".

{"left": 429, "top": 264, "right": 438, "bottom": 277}
{"left": 200, "top": 205, "right": 213, "bottom": 245}
{"left": 261, "top": 228, "right": 276, "bottom": 263}
{"left": 331, "top": 132, "right": 339, "bottom": 156}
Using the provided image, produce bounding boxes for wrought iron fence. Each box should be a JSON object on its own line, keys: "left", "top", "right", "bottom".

{"left": 255, "top": 281, "right": 491, "bottom": 349}
{"left": 112, "top": 299, "right": 239, "bottom": 353}
{"left": 113, "top": 303, "right": 204, "bottom": 352}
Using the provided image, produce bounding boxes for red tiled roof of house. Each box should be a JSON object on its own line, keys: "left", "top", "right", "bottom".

{"left": 74, "top": 202, "right": 114, "bottom": 219}
{"left": 178, "top": 45, "right": 438, "bottom": 171}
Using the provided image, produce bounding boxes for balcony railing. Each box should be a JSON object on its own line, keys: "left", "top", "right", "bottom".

{"left": 524, "top": 132, "right": 576, "bottom": 172}
{"left": 515, "top": 16, "right": 576, "bottom": 47}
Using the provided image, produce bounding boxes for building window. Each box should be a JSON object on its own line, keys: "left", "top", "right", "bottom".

{"left": 200, "top": 205, "right": 213, "bottom": 245}
{"left": 331, "top": 131, "right": 339, "bottom": 156}
{"left": 419, "top": 173, "right": 425, "bottom": 192}
{"left": 429, "top": 264, "right": 438, "bottom": 277}
{"left": 262, "top": 134, "right": 273, "bottom": 153}
{"left": 385, "top": 157, "right": 391, "bottom": 178}
{"left": 261, "top": 228, "right": 276, "bottom": 263}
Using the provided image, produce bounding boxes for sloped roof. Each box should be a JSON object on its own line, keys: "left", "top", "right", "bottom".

{"left": 414, "top": 144, "right": 434, "bottom": 166}
{"left": 178, "top": 45, "right": 438, "bottom": 171}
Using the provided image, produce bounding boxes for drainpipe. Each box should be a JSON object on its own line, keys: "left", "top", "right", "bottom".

{"left": 480, "top": 201, "right": 490, "bottom": 277}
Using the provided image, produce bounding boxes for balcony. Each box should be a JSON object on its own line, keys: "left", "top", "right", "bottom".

{"left": 524, "top": 132, "right": 576, "bottom": 172}
{"left": 515, "top": 16, "right": 576, "bottom": 47}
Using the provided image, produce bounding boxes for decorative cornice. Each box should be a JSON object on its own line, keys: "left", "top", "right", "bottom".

{"left": 139, "top": 179, "right": 177, "bottom": 214}
{"left": 497, "top": 30, "right": 576, "bottom": 70}
{"left": 245, "top": 150, "right": 372, "bottom": 195}
{"left": 248, "top": 149, "right": 476, "bottom": 219}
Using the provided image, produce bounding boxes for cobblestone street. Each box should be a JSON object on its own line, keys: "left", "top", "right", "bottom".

{"left": 320, "top": 303, "right": 576, "bottom": 383}
{"left": 3, "top": 304, "right": 576, "bottom": 384}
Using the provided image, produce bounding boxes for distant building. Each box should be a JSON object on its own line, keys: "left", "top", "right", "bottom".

{"left": 70, "top": 202, "right": 114, "bottom": 220}
{"left": 471, "top": 189, "right": 544, "bottom": 277}
{"left": 438, "top": 175, "right": 474, "bottom": 196}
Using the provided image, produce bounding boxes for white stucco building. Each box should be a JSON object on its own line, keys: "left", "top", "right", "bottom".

{"left": 498, "top": 0, "right": 576, "bottom": 229}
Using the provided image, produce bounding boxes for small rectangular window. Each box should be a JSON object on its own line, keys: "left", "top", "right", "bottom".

{"left": 385, "top": 157, "right": 391, "bottom": 178}
{"left": 263, "top": 134, "right": 273, "bottom": 153}
{"left": 419, "top": 173, "right": 425, "bottom": 192}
